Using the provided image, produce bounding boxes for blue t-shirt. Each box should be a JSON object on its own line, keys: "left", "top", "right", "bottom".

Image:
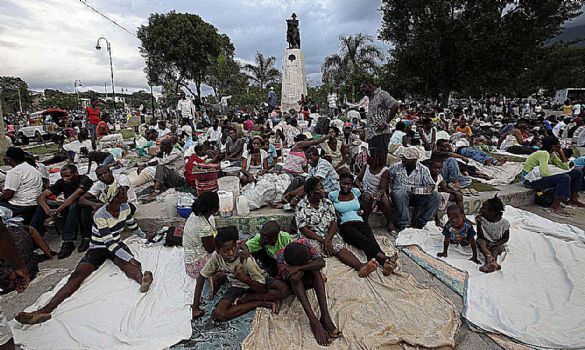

{"left": 442, "top": 219, "right": 476, "bottom": 244}
{"left": 328, "top": 188, "right": 363, "bottom": 225}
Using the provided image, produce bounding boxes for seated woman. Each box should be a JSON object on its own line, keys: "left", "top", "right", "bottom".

{"left": 418, "top": 118, "right": 437, "bottom": 151}
{"left": 355, "top": 148, "right": 395, "bottom": 232}
{"left": 294, "top": 177, "right": 380, "bottom": 278}
{"left": 522, "top": 136, "right": 584, "bottom": 216}
{"left": 328, "top": 173, "right": 398, "bottom": 276}
{"left": 498, "top": 120, "right": 536, "bottom": 155}
{"left": 240, "top": 136, "right": 269, "bottom": 185}
{"left": 320, "top": 127, "right": 349, "bottom": 174}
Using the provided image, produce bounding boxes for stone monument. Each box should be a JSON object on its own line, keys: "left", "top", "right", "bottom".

{"left": 281, "top": 13, "right": 307, "bottom": 112}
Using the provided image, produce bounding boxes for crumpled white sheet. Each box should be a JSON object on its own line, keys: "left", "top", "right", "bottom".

{"left": 242, "top": 173, "right": 291, "bottom": 210}
{"left": 461, "top": 159, "right": 523, "bottom": 186}
{"left": 10, "top": 239, "right": 195, "bottom": 350}
{"left": 395, "top": 207, "right": 585, "bottom": 349}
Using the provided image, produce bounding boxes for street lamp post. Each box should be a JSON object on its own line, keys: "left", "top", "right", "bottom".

{"left": 96, "top": 37, "right": 116, "bottom": 116}
{"left": 74, "top": 80, "right": 82, "bottom": 110}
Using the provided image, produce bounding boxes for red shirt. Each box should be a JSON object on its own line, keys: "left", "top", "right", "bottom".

{"left": 243, "top": 119, "right": 254, "bottom": 131}
{"left": 86, "top": 107, "right": 101, "bottom": 125}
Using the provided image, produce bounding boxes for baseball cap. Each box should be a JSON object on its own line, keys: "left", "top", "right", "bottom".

{"left": 401, "top": 147, "right": 419, "bottom": 160}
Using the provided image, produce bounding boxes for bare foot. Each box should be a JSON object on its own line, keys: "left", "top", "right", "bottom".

{"left": 551, "top": 207, "right": 571, "bottom": 217}
{"left": 496, "top": 159, "right": 507, "bottom": 166}
{"left": 383, "top": 253, "right": 399, "bottom": 276}
{"left": 140, "top": 271, "right": 153, "bottom": 293}
{"left": 15, "top": 312, "right": 52, "bottom": 325}
{"left": 310, "top": 319, "right": 332, "bottom": 346}
{"left": 479, "top": 264, "right": 495, "bottom": 273}
{"left": 435, "top": 218, "right": 444, "bottom": 228}
{"left": 263, "top": 300, "right": 281, "bottom": 314}
{"left": 320, "top": 315, "right": 342, "bottom": 339}
{"left": 358, "top": 259, "right": 378, "bottom": 278}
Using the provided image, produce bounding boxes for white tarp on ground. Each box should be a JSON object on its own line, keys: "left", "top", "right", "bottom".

{"left": 464, "top": 159, "right": 524, "bottom": 186}
{"left": 10, "top": 239, "right": 195, "bottom": 350}
{"left": 395, "top": 207, "right": 585, "bottom": 349}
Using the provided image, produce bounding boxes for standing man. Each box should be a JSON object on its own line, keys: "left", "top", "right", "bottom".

{"left": 360, "top": 80, "right": 400, "bottom": 159}
{"left": 177, "top": 92, "right": 195, "bottom": 132}
{"left": 0, "top": 221, "right": 30, "bottom": 350}
{"left": 268, "top": 87, "right": 277, "bottom": 112}
{"left": 85, "top": 99, "right": 101, "bottom": 142}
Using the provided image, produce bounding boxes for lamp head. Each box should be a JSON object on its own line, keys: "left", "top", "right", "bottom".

{"left": 95, "top": 43, "right": 101, "bottom": 50}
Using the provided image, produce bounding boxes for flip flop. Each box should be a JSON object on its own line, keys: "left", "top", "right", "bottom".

{"left": 329, "top": 329, "right": 343, "bottom": 339}
{"left": 542, "top": 208, "right": 571, "bottom": 218}
{"left": 468, "top": 188, "right": 480, "bottom": 196}
{"left": 460, "top": 188, "right": 471, "bottom": 196}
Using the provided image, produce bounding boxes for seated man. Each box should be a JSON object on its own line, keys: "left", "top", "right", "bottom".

{"left": 16, "top": 187, "right": 153, "bottom": 325}
{"left": 283, "top": 146, "right": 340, "bottom": 206}
{"left": 277, "top": 239, "right": 341, "bottom": 346}
{"left": 137, "top": 138, "right": 185, "bottom": 201}
{"left": 224, "top": 128, "right": 246, "bottom": 166}
{"left": 63, "top": 129, "right": 93, "bottom": 163}
{"left": 31, "top": 164, "right": 93, "bottom": 259}
{"left": 192, "top": 226, "right": 280, "bottom": 321}
{"left": 0, "top": 147, "right": 43, "bottom": 224}
{"left": 78, "top": 166, "right": 137, "bottom": 252}
{"left": 389, "top": 147, "right": 440, "bottom": 231}
{"left": 241, "top": 220, "right": 293, "bottom": 277}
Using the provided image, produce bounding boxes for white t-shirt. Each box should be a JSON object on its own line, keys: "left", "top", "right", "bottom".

{"left": 63, "top": 140, "right": 93, "bottom": 162}
{"left": 88, "top": 174, "right": 137, "bottom": 204}
{"left": 552, "top": 121, "right": 566, "bottom": 138}
{"left": 573, "top": 104, "right": 581, "bottom": 116}
{"left": 177, "top": 99, "right": 194, "bottom": 119}
{"left": 156, "top": 127, "right": 171, "bottom": 138}
{"left": 205, "top": 127, "right": 222, "bottom": 142}
{"left": 4, "top": 162, "right": 43, "bottom": 206}
{"left": 183, "top": 214, "right": 216, "bottom": 265}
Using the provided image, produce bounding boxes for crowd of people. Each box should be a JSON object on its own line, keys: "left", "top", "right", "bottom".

{"left": 2, "top": 82, "right": 585, "bottom": 347}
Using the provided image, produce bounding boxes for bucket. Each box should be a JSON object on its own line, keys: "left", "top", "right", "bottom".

{"left": 236, "top": 195, "right": 250, "bottom": 217}
{"left": 218, "top": 176, "right": 240, "bottom": 203}
{"left": 218, "top": 190, "right": 234, "bottom": 218}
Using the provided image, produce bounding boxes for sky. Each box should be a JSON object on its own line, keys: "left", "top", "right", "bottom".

{"left": 0, "top": 0, "right": 390, "bottom": 96}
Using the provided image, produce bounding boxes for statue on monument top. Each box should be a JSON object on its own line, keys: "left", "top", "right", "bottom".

{"left": 286, "top": 13, "right": 300, "bottom": 49}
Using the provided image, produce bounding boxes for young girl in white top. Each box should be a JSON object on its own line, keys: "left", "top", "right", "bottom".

{"left": 475, "top": 195, "right": 510, "bottom": 273}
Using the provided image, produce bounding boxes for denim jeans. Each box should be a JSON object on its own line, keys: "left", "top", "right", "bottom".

{"left": 391, "top": 190, "right": 440, "bottom": 230}
{"left": 459, "top": 147, "right": 493, "bottom": 165}
{"left": 524, "top": 168, "right": 583, "bottom": 199}
{"left": 89, "top": 124, "right": 97, "bottom": 141}
{"left": 442, "top": 158, "right": 472, "bottom": 188}
{"left": 100, "top": 154, "right": 115, "bottom": 166}
{"left": 31, "top": 202, "right": 91, "bottom": 241}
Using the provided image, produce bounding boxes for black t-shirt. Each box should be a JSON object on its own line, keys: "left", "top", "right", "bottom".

{"left": 49, "top": 175, "right": 93, "bottom": 199}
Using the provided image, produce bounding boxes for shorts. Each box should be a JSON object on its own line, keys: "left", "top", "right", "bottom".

{"left": 0, "top": 311, "right": 12, "bottom": 345}
{"left": 185, "top": 254, "right": 212, "bottom": 279}
{"left": 80, "top": 246, "right": 133, "bottom": 269}
{"left": 221, "top": 286, "right": 249, "bottom": 303}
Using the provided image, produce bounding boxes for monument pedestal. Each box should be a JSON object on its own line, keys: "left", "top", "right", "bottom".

{"left": 281, "top": 48, "right": 307, "bottom": 112}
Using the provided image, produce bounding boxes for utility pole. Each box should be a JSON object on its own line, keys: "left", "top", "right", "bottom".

{"left": 17, "top": 86, "right": 23, "bottom": 114}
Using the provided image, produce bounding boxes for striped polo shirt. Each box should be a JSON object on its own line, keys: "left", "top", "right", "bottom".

{"left": 90, "top": 203, "right": 140, "bottom": 262}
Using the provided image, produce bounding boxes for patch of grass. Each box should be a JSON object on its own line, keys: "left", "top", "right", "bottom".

{"left": 23, "top": 143, "right": 59, "bottom": 155}
{"left": 119, "top": 128, "right": 135, "bottom": 140}
{"left": 470, "top": 180, "right": 498, "bottom": 192}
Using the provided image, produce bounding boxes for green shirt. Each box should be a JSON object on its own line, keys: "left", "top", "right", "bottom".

{"left": 522, "top": 150, "right": 569, "bottom": 178}
{"left": 246, "top": 231, "right": 293, "bottom": 258}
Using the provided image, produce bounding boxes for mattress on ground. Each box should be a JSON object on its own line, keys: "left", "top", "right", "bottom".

{"left": 396, "top": 207, "right": 585, "bottom": 349}
{"left": 10, "top": 239, "right": 195, "bottom": 350}
{"left": 242, "top": 239, "right": 460, "bottom": 350}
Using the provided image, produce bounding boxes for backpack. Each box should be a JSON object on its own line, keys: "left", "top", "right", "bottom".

{"left": 534, "top": 189, "right": 554, "bottom": 207}
{"left": 163, "top": 227, "right": 184, "bottom": 247}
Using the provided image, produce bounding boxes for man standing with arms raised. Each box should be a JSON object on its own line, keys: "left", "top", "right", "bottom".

{"left": 360, "top": 80, "right": 400, "bottom": 159}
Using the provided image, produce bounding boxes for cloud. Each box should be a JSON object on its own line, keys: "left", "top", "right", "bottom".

{"left": 1, "top": 0, "right": 389, "bottom": 94}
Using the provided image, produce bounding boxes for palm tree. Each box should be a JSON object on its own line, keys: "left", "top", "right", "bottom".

{"left": 321, "top": 34, "right": 384, "bottom": 99}
{"left": 242, "top": 51, "right": 281, "bottom": 89}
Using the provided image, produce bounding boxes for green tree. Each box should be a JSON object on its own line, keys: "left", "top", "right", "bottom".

{"left": 0, "top": 77, "right": 32, "bottom": 114}
{"left": 41, "top": 89, "right": 77, "bottom": 110}
{"left": 206, "top": 53, "right": 245, "bottom": 97}
{"left": 242, "top": 51, "right": 281, "bottom": 89}
{"left": 321, "top": 34, "right": 383, "bottom": 94}
{"left": 379, "top": 0, "right": 583, "bottom": 102}
{"left": 137, "top": 11, "right": 234, "bottom": 98}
